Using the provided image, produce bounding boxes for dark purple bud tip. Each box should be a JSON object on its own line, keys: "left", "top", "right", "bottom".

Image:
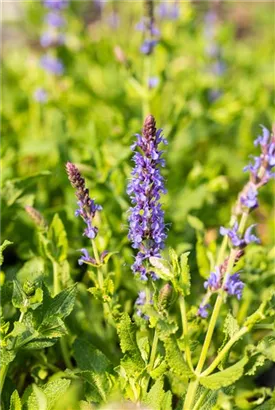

{"left": 143, "top": 114, "right": 157, "bottom": 141}
{"left": 66, "top": 162, "right": 85, "bottom": 190}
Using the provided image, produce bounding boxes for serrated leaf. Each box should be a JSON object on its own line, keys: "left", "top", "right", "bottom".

{"left": 244, "top": 291, "right": 274, "bottom": 329}
{"left": 149, "top": 257, "right": 174, "bottom": 280}
{"left": 117, "top": 313, "right": 139, "bottom": 354}
{"left": 73, "top": 339, "right": 111, "bottom": 372}
{"left": 149, "top": 359, "right": 167, "bottom": 380}
{"left": 43, "top": 284, "right": 77, "bottom": 320}
{"left": 179, "top": 252, "right": 191, "bottom": 296}
{"left": 80, "top": 371, "right": 112, "bottom": 403}
{"left": 12, "top": 281, "right": 28, "bottom": 311}
{"left": 218, "top": 313, "right": 240, "bottom": 369}
{"left": 156, "top": 319, "right": 178, "bottom": 341}
{"left": 0, "top": 240, "right": 13, "bottom": 266}
{"left": 17, "top": 257, "right": 45, "bottom": 285}
{"left": 42, "top": 379, "right": 71, "bottom": 409}
{"left": 246, "top": 354, "right": 266, "bottom": 376}
{"left": 257, "top": 336, "right": 275, "bottom": 361}
{"left": 169, "top": 248, "right": 180, "bottom": 275}
{"left": 164, "top": 336, "right": 193, "bottom": 379}
{"left": 47, "top": 214, "right": 68, "bottom": 262}
{"left": 144, "top": 378, "right": 172, "bottom": 410}
{"left": 27, "top": 384, "right": 47, "bottom": 410}
{"left": 200, "top": 355, "right": 248, "bottom": 390}
{"left": 0, "top": 348, "right": 16, "bottom": 367}
{"left": 9, "top": 390, "right": 21, "bottom": 410}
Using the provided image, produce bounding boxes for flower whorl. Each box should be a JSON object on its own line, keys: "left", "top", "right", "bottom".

{"left": 127, "top": 115, "right": 168, "bottom": 280}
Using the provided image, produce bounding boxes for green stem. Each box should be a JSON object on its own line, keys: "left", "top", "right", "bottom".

{"left": 179, "top": 296, "right": 194, "bottom": 372}
{"left": 183, "top": 380, "right": 199, "bottom": 410}
{"left": 142, "top": 56, "right": 151, "bottom": 119}
{"left": 92, "top": 239, "right": 104, "bottom": 288}
{"left": 183, "top": 248, "right": 237, "bottom": 409}
{"left": 200, "top": 326, "right": 248, "bottom": 377}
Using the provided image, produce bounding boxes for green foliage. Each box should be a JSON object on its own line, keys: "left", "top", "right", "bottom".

{"left": 200, "top": 356, "right": 248, "bottom": 390}
{"left": 1, "top": 1, "right": 275, "bottom": 409}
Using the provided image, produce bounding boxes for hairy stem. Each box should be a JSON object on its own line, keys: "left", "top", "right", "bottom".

{"left": 179, "top": 296, "right": 194, "bottom": 371}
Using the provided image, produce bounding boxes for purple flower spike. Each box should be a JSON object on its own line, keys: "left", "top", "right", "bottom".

{"left": 244, "top": 224, "right": 260, "bottom": 245}
{"left": 240, "top": 186, "right": 258, "bottom": 210}
{"left": 45, "top": 11, "right": 65, "bottom": 27}
{"left": 127, "top": 115, "right": 168, "bottom": 280}
{"left": 158, "top": 2, "right": 180, "bottom": 20}
{"left": 78, "top": 248, "right": 97, "bottom": 266}
{"left": 220, "top": 222, "right": 243, "bottom": 247}
{"left": 66, "top": 162, "right": 102, "bottom": 240}
{"left": 204, "top": 267, "right": 221, "bottom": 291}
{"left": 148, "top": 77, "right": 159, "bottom": 89}
{"left": 33, "top": 88, "right": 48, "bottom": 103}
{"left": 224, "top": 273, "right": 244, "bottom": 300}
{"left": 198, "top": 303, "right": 211, "bottom": 318}
{"left": 254, "top": 126, "right": 270, "bottom": 147}
{"left": 43, "top": 0, "right": 68, "bottom": 10}
{"left": 140, "top": 39, "right": 158, "bottom": 55}
{"left": 40, "top": 32, "right": 65, "bottom": 48}
{"left": 40, "top": 55, "right": 64, "bottom": 75}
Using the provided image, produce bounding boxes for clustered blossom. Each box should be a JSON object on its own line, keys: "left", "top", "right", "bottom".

{"left": 34, "top": 0, "right": 68, "bottom": 101}
{"left": 66, "top": 162, "right": 102, "bottom": 240}
{"left": 157, "top": 1, "right": 180, "bottom": 20}
{"left": 127, "top": 115, "right": 168, "bottom": 280}
{"left": 204, "top": 8, "right": 225, "bottom": 101}
{"left": 136, "top": 1, "right": 160, "bottom": 55}
{"left": 198, "top": 126, "right": 273, "bottom": 318}
{"left": 220, "top": 223, "right": 260, "bottom": 248}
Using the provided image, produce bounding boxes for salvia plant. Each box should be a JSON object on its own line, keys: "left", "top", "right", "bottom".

{"left": 1, "top": 1, "right": 275, "bottom": 410}
{"left": 1, "top": 113, "right": 275, "bottom": 410}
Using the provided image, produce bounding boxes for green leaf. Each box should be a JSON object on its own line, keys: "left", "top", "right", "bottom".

{"left": 9, "top": 390, "right": 22, "bottom": 410}
{"left": 244, "top": 290, "right": 275, "bottom": 329}
{"left": 42, "top": 379, "right": 71, "bottom": 409}
{"left": 26, "top": 379, "right": 70, "bottom": 410}
{"left": 0, "top": 348, "right": 16, "bottom": 367}
{"left": 179, "top": 252, "right": 191, "bottom": 296}
{"left": 144, "top": 378, "right": 172, "bottom": 410}
{"left": 149, "top": 257, "right": 174, "bottom": 281}
{"left": 27, "top": 384, "right": 47, "bottom": 410}
{"left": 169, "top": 248, "right": 180, "bottom": 275}
{"left": 187, "top": 215, "right": 205, "bottom": 232}
{"left": 73, "top": 339, "right": 111, "bottom": 372}
{"left": 218, "top": 313, "right": 240, "bottom": 369}
{"left": 149, "top": 358, "right": 167, "bottom": 380}
{"left": 43, "top": 284, "right": 77, "bottom": 320}
{"left": 117, "top": 313, "right": 139, "bottom": 354}
{"left": 0, "top": 240, "right": 13, "bottom": 266}
{"left": 257, "top": 336, "right": 275, "bottom": 362}
{"left": 17, "top": 257, "right": 45, "bottom": 285}
{"left": 47, "top": 214, "right": 68, "bottom": 262}
{"left": 164, "top": 336, "right": 193, "bottom": 379}
{"left": 79, "top": 371, "right": 113, "bottom": 403}
{"left": 200, "top": 355, "right": 248, "bottom": 390}
{"left": 12, "top": 281, "right": 28, "bottom": 312}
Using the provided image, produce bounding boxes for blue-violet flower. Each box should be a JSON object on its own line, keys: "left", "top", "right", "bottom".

{"left": 127, "top": 115, "right": 168, "bottom": 280}
{"left": 66, "top": 162, "right": 102, "bottom": 240}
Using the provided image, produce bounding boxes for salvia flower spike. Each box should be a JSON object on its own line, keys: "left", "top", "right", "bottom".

{"left": 66, "top": 162, "right": 102, "bottom": 241}
{"left": 127, "top": 114, "right": 168, "bottom": 281}
{"left": 198, "top": 126, "right": 273, "bottom": 317}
